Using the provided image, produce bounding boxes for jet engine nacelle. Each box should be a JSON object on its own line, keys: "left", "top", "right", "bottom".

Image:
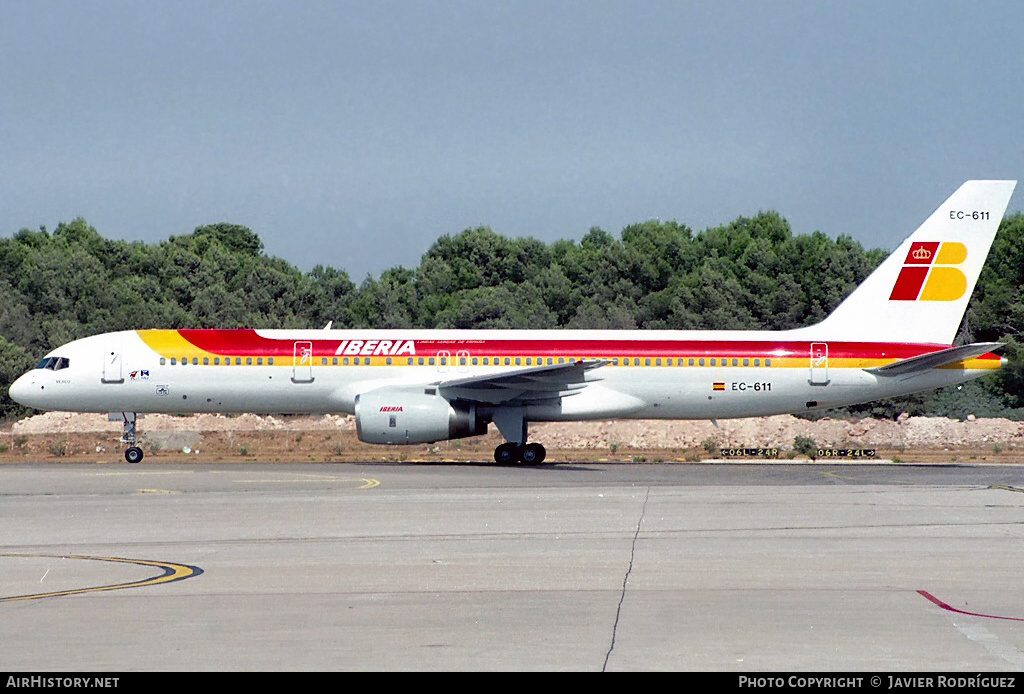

{"left": 354, "top": 389, "right": 488, "bottom": 444}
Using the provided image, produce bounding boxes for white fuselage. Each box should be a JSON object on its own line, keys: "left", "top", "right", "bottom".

{"left": 9, "top": 328, "right": 1001, "bottom": 421}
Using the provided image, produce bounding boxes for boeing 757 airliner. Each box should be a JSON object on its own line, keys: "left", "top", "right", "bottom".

{"left": 8, "top": 180, "right": 1017, "bottom": 463}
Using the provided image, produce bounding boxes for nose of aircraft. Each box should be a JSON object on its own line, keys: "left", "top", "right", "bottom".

{"left": 8, "top": 371, "right": 35, "bottom": 407}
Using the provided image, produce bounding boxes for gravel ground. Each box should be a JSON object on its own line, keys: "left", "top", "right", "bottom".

{"left": 5, "top": 410, "right": 1024, "bottom": 454}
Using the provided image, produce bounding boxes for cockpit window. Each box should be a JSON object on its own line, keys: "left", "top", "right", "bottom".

{"left": 35, "top": 356, "right": 70, "bottom": 371}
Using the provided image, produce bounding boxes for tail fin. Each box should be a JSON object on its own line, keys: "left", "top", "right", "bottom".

{"left": 811, "top": 180, "right": 1016, "bottom": 345}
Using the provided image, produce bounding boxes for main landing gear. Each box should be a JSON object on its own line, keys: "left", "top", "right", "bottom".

{"left": 490, "top": 407, "right": 546, "bottom": 464}
{"left": 119, "top": 412, "right": 144, "bottom": 464}
{"left": 494, "top": 442, "right": 546, "bottom": 465}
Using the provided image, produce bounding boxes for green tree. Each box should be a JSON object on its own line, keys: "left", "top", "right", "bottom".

{"left": 0, "top": 336, "right": 34, "bottom": 418}
{"left": 434, "top": 283, "right": 557, "bottom": 329}
{"left": 192, "top": 223, "right": 264, "bottom": 257}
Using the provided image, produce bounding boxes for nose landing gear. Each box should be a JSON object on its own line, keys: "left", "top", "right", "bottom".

{"left": 118, "top": 412, "right": 144, "bottom": 464}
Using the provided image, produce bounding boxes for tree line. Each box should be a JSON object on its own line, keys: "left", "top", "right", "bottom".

{"left": 1, "top": 212, "right": 1022, "bottom": 420}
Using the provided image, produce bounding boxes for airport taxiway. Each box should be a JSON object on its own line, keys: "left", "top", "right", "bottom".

{"left": 1, "top": 461, "right": 1023, "bottom": 671}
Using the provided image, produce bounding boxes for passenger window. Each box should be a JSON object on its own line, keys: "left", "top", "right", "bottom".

{"left": 688, "top": 358, "right": 694, "bottom": 366}
{"left": 765, "top": 358, "right": 772, "bottom": 367}
{"left": 645, "top": 358, "right": 651, "bottom": 366}
{"left": 732, "top": 358, "right": 738, "bottom": 366}
{"left": 743, "top": 359, "right": 749, "bottom": 366}
{"left": 504, "top": 358, "right": 510, "bottom": 365}
{"left": 386, "top": 357, "right": 392, "bottom": 365}
{"left": 525, "top": 358, "right": 531, "bottom": 365}
{"left": 698, "top": 358, "right": 705, "bottom": 366}
{"left": 161, "top": 358, "right": 167, "bottom": 365}
{"left": 343, "top": 357, "right": 350, "bottom": 365}
{"left": 257, "top": 358, "right": 263, "bottom": 365}
{"left": 269, "top": 358, "right": 274, "bottom": 365}
{"left": 203, "top": 357, "right": 209, "bottom": 365}
{"left": 417, "top": 357, "right": 424, "bottom": 365}
{"left": 754, "top": 359, "right": 760, "bottom": 367}
{"left": 246, "top": 357, "right": 252, "bottom": 365}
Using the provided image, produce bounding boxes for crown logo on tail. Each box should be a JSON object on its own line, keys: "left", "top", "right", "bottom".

{"left": 890, "top": 241, "right": 967, "bottom": 301}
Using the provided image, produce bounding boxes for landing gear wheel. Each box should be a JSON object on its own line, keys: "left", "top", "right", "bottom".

{"left": 494, "top": 442, "right": 521, "bottom": 464}
{"left": 520, "top": 443, "right": 546, "bottom": 464}
{"left": 119, "top": 413, "right": 142, "bottom": 463}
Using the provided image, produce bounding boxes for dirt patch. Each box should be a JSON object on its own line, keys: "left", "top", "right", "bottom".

{"left": 532, "top": 413, "right": 1024, "bottom": 450}
{"left": 1, "top": 411, "right": 1022, "bottom": 464}
{"left": 8, "top": 411, "right": 353, "bottom": 434}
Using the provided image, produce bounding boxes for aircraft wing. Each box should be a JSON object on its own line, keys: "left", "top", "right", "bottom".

{"left": 865, "top": 342, "right": 1003, "bottom": 377}
{"left": 437, "top": 359, "right": 608, "bottom": 405}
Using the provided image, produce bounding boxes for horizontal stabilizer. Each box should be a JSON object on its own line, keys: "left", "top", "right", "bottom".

{"left": 866, "top": 342, "right": 1002, "bottom": 377}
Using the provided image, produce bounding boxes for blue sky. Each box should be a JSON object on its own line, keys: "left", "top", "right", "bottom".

{"left": 2, "top": 1, "right": 1021, "bottom": 280}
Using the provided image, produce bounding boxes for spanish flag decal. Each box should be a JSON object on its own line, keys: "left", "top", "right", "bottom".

{"left": 712, "top": 382, "right": 725, "bottom": 391}
{"left": 889, "top": 241, "right": 968, "bottom": 301}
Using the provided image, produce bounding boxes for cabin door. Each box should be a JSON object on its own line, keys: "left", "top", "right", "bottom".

{"left": 809, "top": 342, "right": 829, "bottom": 385}
{"left": 292, "top": 341, "right": 314, "bottom": 383}
{"left": 101, "top": 339, "right": 123, "bottom": 384}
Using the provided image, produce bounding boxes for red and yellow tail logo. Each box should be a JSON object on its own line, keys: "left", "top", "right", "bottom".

{"left": 889, "top": 241, "right": 967, "bottom": 301}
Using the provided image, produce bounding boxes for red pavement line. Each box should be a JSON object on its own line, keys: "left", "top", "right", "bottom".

{"left": 918, "top": 590, "right": 1024, "bottom": 622}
